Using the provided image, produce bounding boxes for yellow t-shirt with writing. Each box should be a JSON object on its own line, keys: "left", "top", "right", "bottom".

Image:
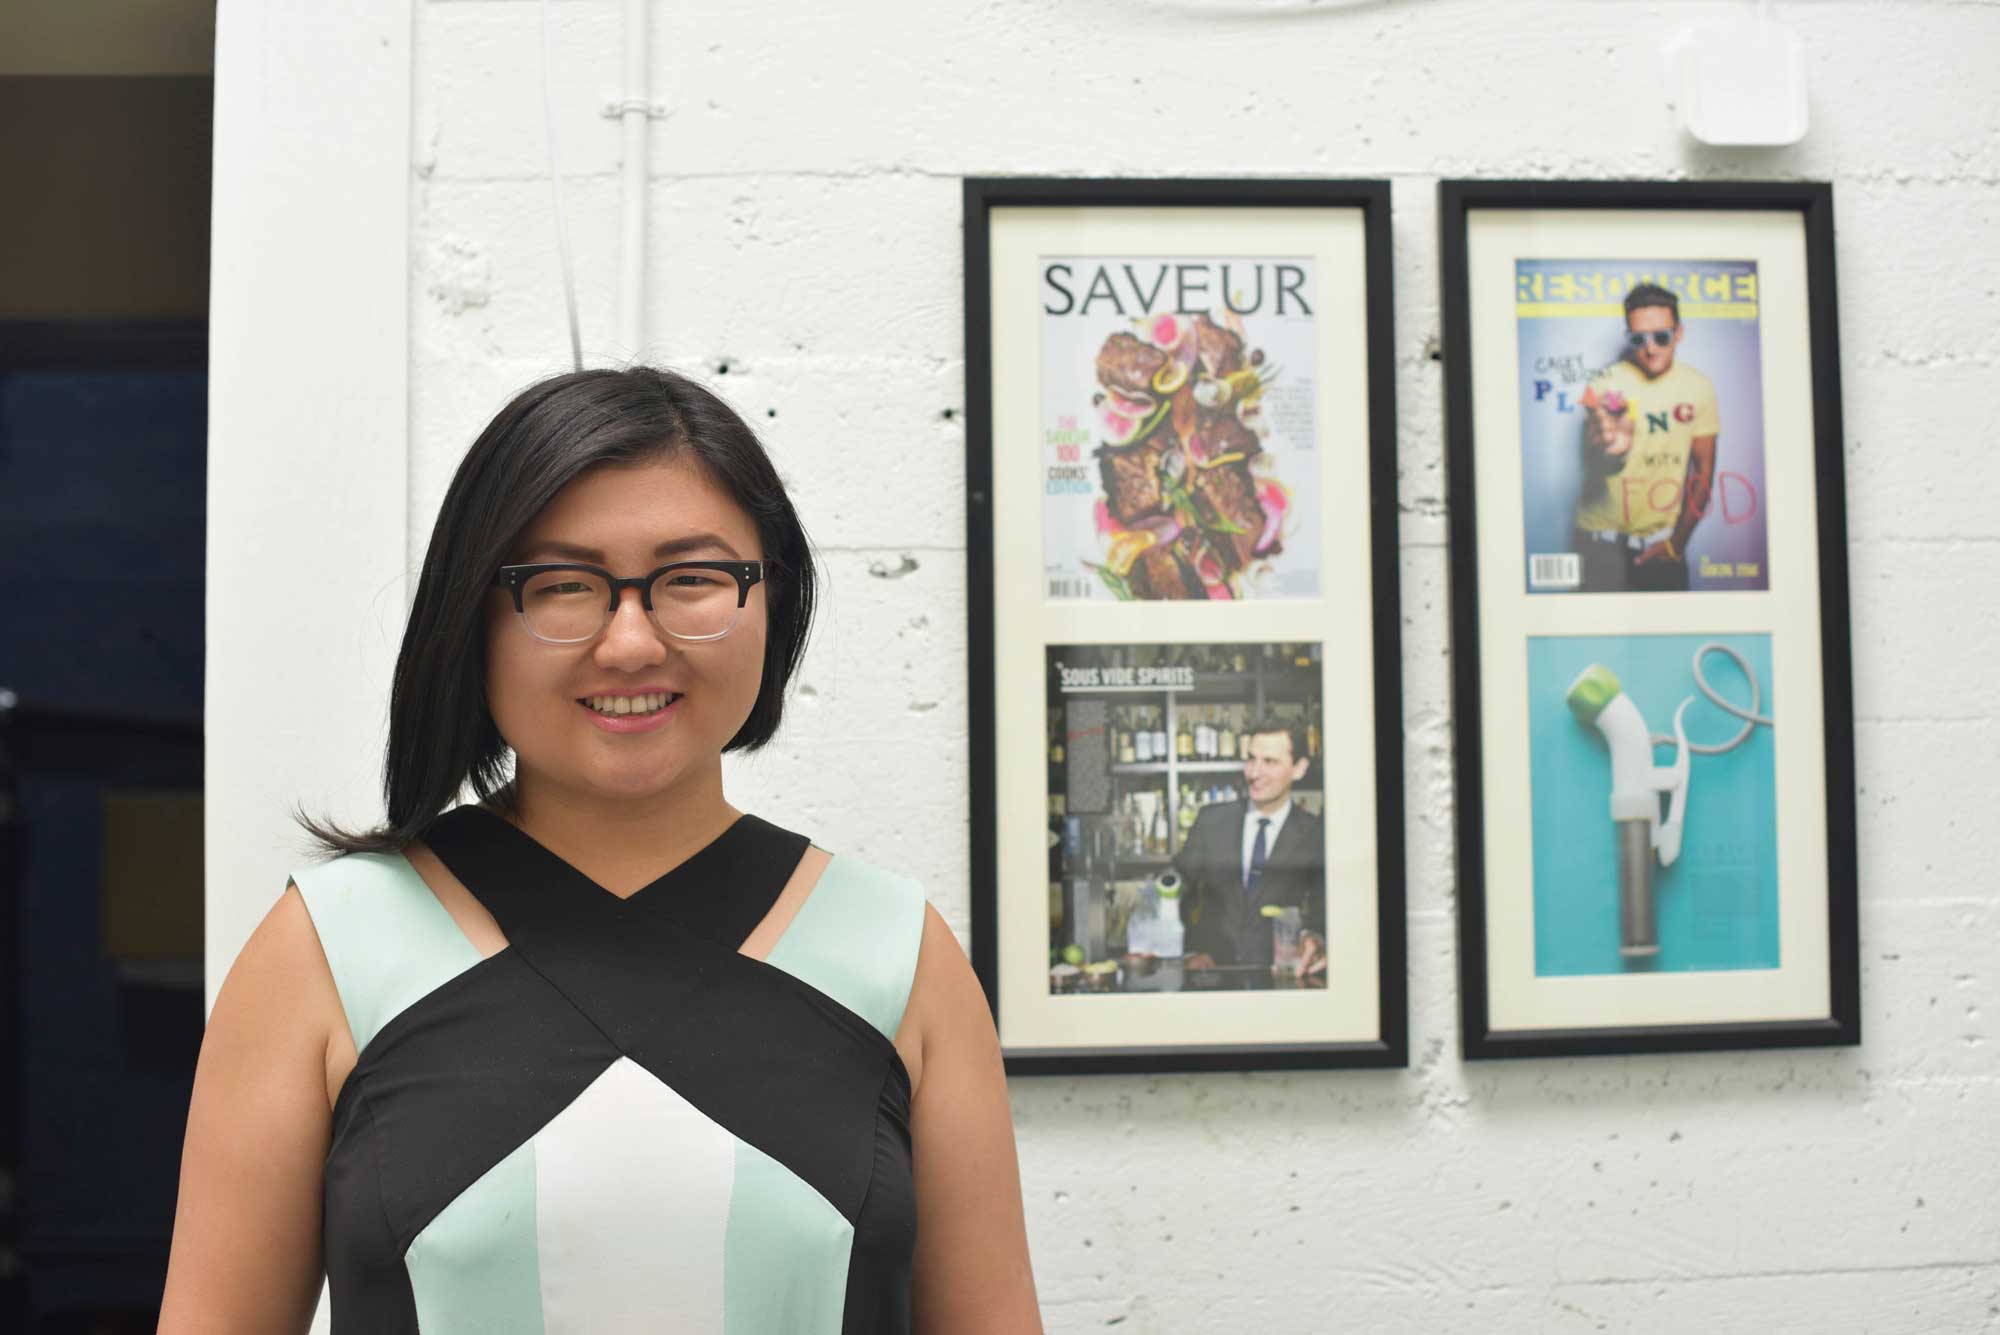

{"left": 1574, "top": 358, "right": 1720, "bottom": 537}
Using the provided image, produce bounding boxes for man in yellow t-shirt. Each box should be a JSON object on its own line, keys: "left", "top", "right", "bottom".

{"left": 1572, "top": 283, "right": 1720, "bottom": 593}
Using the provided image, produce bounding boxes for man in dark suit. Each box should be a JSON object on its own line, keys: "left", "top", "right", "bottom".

{"left": 1172, "top": 716, "right": 1326, "bottom": 987}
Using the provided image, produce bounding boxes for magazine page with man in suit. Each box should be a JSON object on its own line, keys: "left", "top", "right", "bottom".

{"left": 1173, "top": 716, "right": 1327, "bottom": 989}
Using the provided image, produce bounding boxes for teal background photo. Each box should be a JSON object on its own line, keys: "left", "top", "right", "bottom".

{"left": 1527, "top": 633, "right": 1780, "bottom": 976}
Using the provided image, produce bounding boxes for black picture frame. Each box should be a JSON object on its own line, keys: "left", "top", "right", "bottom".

{"left": 1438, "top": 179, "right": 1859, "bottom": 1060}
{"left": 964, "top": 177, "right": 1407, "bottom": 1075}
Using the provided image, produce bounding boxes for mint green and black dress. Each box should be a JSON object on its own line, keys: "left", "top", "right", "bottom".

{"left": 290, "top": 805, "right": 925, "bottom": 1333}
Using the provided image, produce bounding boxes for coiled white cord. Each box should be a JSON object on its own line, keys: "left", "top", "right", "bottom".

{"left": 1655, "top": 641, "right": 1775, "bottom": 757}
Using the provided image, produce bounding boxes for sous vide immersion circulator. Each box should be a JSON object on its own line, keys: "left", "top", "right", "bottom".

{"left": 1564, "top": 663, "right": 1691, "bottom": 958}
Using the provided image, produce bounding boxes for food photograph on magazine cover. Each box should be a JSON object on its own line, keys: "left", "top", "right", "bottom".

{"left": 1039, "top": 257, "right": 1321, "bottom": 603}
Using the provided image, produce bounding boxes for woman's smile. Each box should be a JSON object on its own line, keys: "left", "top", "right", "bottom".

{"left": 577, "top": 689, "right": 685, "bottom": 733}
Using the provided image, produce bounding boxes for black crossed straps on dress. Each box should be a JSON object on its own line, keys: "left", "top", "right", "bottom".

{"left": 300, "top": 804, "right": 924, "bottom": 1333}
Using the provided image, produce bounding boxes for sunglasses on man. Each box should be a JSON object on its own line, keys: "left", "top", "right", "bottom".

{"left": 1626, "top": 330, "right": 1675, "bottom": 349}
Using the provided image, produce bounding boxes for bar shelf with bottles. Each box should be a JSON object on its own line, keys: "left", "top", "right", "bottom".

{"left": 1047, "top": 642, "right": 1325, "bottom": 886}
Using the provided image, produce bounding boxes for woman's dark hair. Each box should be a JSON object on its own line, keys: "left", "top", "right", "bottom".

{"left": 301, "top": 366, "right": 818, "bottom": 855}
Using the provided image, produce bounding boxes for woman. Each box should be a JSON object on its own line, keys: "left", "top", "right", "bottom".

{"left": 159, "top": 368, "right": 1043, "bottom": 1332}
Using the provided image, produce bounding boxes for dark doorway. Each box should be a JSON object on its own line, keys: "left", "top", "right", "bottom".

{"left": 1, "top": 9, "right": 215, "bottom": 1327}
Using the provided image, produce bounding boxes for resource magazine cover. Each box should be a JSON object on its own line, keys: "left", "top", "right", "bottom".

{"left": 1514, "top": 258, "right": 1771, "bottom": 595}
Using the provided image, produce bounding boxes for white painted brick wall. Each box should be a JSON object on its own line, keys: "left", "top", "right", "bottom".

{"left": 404, "top": 2, "right": 2000, "bottom": 1328}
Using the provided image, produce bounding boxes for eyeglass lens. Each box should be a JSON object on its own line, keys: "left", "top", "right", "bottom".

{"left": 1627, "top": 330, "right": 1674, "bottom": 348}
{"left": 518, "top": 567, "right": 743, "bottom": 642}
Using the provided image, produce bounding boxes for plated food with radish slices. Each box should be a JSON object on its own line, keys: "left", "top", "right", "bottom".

{"left": 1085, "top": 310, "right": 1297, "bottom": 601}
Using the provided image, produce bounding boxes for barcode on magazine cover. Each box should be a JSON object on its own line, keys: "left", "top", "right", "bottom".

{"left": 1529, "top": 553, "right": 1581, "bottom": 590}
{"left": 1047, "top": 576, "right": 1095, "bottom": 599}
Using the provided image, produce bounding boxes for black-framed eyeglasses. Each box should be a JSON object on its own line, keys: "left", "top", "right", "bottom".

{"left": 492, "top": 560, "right": 769, "bottom": 644}
{"left": 1626, "top": 329, "right": 1675, "bottom": 349}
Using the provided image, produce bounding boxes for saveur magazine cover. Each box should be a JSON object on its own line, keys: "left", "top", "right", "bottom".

{"left": 1039, "top": 256, "right": 1322, "bottom": 602}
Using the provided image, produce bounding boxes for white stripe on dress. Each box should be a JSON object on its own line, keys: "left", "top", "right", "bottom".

{"left": 532, "top": 1056, "right": 737, "bottom": 1332}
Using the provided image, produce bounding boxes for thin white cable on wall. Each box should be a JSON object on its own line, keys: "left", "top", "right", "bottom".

{"left": 617, "top": 0, "right": 650, "bottom": 360}
{"left": 540, "top": 0, "right": 584, "bottom": 372}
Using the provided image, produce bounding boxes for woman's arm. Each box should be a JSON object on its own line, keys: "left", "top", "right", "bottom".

{"left": 905, "top": 903, "right": 1043, "bottom": 1334}
{"left": 157, "top": 884, "right": 341, "bottom": 1333}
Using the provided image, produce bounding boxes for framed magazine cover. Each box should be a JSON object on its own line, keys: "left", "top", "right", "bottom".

{"left": 1438, "top": 179, "right": 1860, "bottom": 1059}
{"left": 964, "top": 177, "right": 1407, "bottom": 1074}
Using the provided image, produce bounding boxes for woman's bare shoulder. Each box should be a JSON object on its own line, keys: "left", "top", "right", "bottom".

{"left": 899, "top": 902, "right": 994, "bottom": 1092}
{"left": 156, "top": 882, "right": 343, "bottom": 1331}
{"left": 223, "top": 880, "right": 344, "bottom": 1055}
